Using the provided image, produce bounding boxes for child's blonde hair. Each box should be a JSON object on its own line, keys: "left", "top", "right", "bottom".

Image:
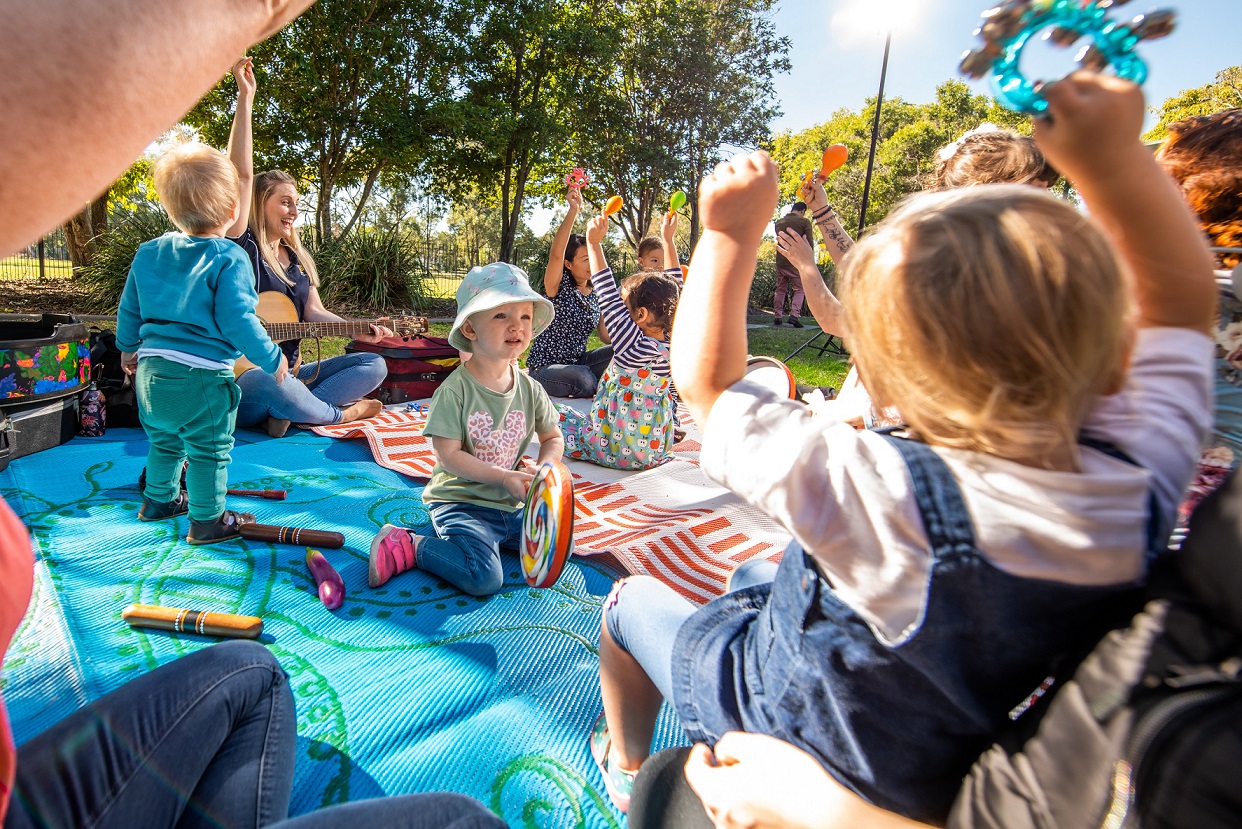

{"left": 622, "top": 271, "right": 680, "bottom": 340}
{"left": 842, "top": 186, "right": 1130, "bottom": 465}
{"left": 152, "top": 143, "right": 239, "bottom": 235}
{"left": 250, "top": 170, "right": 319, "bottom": 287}
{"left": 929, "top": 125, "right": 1059, "bottom": 191}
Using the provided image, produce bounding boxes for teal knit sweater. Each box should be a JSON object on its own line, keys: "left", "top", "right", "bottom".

{"left": 116, "top": 232, "right": 281, "bottom": 372}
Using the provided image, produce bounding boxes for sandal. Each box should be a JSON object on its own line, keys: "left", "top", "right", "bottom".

{"left": 589, "top": 712, "right": 637, "bottom": 813}
{"left": 187, "top": 510, "right": 256, "bottom": 546}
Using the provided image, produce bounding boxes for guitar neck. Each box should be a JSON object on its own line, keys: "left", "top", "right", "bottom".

{"left": 264, "top": 320, "right": 379, "bottom": 341}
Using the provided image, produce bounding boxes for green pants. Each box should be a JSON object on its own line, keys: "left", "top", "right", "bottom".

{"left": 136, "top": 356, "right": 239, "bottom": 521}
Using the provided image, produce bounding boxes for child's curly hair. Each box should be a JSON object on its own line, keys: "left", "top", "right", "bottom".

{"left": 622, "top": 271, "right": 681, "bottom": 340}
{"left": 1156, "top": 109, "right": 1242, "bottom": 268}
{"left": 928, "top": 125, "right": 1060, "bottom": 191}
{"left": 843, "top": 186, "right": 1130, "bottom": 467}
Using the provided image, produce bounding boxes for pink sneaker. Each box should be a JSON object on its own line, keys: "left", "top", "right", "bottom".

{"left": 368, "top": 524, "right": 419, "bottom": 587}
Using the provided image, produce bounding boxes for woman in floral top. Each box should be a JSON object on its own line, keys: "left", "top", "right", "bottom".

{"left": 526, "top": 188, "right": 613, "bottom": 397}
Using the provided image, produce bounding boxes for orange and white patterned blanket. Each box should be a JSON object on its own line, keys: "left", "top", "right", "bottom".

{"left": 311, "top": 407, "right": 789, "bottom": 603}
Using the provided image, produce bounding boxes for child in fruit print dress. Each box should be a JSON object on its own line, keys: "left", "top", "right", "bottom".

{"left": 557, "top": 210, "right": 682, "bottom": 471}
{"left": 367, "top": 263, "right": 568, "bottom": 597}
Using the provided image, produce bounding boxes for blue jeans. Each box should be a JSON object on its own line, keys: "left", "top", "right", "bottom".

{"left": 236, "top": 352, "right": 386, "bottom": 427}
{"left": 603, "top": 559, "right": 778, "bottom": 702}
{"left": 5, "top": 640, "right": 504, "bottom": 829}
{"left": 419, "top": 502, "right": 524, "bottom": 597}
{"left": 528, "top": 346, "right": 613, "bottom": 398}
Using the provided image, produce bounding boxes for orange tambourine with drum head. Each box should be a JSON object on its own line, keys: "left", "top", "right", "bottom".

{"left": 744, "top": 356, "right": 797, "bottom": 399}
{"left": 521, "top": 461, "right": 575, "bottom": 588}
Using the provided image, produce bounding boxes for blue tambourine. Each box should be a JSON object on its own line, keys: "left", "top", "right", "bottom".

{"left": 960, "top": 0, "right": 1176, "bottom": 116}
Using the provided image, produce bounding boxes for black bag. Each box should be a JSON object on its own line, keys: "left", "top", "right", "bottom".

{"left": 949, "top": 474, "right": 1242, "bottom": 829}
{"left": 88, "top": 329, "right": 142, "bottom": 428}
{"left": 346, "top": 334, "right": 460, "bottom": 404}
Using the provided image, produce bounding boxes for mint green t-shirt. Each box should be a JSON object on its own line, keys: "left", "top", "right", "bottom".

{"left": 421, "top": 365, "right": 559, "bottom": 512}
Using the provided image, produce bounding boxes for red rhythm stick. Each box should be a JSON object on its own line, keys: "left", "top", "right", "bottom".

{"left": 227, "top": 489, "right": 288, "bottom": 500}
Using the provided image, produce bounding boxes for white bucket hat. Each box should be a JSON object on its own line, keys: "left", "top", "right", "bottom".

{"left": 448, "top": 263, "right": 554, "bottom": 353}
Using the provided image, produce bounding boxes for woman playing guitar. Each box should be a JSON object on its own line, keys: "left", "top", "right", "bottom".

{"left": 225, "top": 57, "right": 392, "bottom": 436}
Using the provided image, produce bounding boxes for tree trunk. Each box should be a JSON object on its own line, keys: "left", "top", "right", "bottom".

{"left": 63, "top": 193, "right": 109, "bottom": 272}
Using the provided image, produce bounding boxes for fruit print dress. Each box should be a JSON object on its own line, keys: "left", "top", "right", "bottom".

{"left": 556, "top": 267, "right": 682, "bottom": 471}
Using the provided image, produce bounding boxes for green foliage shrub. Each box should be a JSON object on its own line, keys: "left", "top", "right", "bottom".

{"left": 311, "top": 226, "right": 432, "bottom": 314}
{"left": 77, "top": 207, "right": 175, "bottom": 312}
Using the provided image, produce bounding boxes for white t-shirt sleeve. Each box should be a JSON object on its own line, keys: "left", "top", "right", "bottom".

{"left": 701, "top": 381, "right": 932, "bottom": 643}
{"left": 1081, "top": 326, "right": 1214, "bottom": 523}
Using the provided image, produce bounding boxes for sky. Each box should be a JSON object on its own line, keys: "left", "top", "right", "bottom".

{"left": 770, "top": 0, "right": 1242, "bottom": 136}
{"left": 529, "top": 0, "right": 1240, "bottom": 234}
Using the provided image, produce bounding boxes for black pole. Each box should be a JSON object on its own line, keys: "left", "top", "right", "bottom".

{"left": 858, "top": 30, "right": 892, "bottom": 234}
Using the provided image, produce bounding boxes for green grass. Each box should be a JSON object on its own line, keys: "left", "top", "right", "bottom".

{"left": 1, "top": 257, "right": 73, "bottom": 279}
{"left": 309, "top": 318, "right": 850, "bottom": 391}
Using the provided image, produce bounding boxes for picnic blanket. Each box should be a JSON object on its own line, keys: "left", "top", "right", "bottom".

{"left": 0, "top": 429, "right": 689, "bottom": 827}
{"left": 312, "top": 405, "right": 792, "bottom": 604}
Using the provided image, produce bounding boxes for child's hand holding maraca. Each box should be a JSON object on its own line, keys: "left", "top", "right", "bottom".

{"left": 660, "top": 209, "right": 678, "bottom": 244}
{"left": 566, "top": 185, "right": 583, "bottom": 214}
{"left": 585, "top": 214, "right": 608, "bottom": 245}
{"left": 700, "top": 151, "right": 778, "bottom": 246}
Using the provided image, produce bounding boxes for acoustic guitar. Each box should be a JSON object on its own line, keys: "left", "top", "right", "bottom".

{"left": 234, "top": 291, "right": 428, "bottom": 378}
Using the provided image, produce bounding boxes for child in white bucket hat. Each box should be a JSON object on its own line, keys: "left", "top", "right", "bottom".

{"left": 367, "top": 263, "right": 569, "bottom": 596}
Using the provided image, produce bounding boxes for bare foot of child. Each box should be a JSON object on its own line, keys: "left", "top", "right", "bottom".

{"left": 339, "top": 398, "right": 383, "bottom": 423}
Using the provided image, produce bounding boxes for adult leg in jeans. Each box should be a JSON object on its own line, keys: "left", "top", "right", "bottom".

{"left": 726, "top": 558, "right": 778, "bottom": 593}
{"left": 236, "top": 367, "right": 340, "bottom": 428}
{"left": 579, "top": 346, "right": 614, "bottom": 382}
{"left": 599, "top": 576, "right": 698, "bottom": 770}
{"left": 529, "top": 364, "right": 598, "bottom": 399}
{"left": 273, "top": 793, "right": 506, "bottom": 828}
{"left": 6, "top": 640, "right": 295, "bottom": 829}
{"left": 300, "top": 353, "right": 386, "bottom": 408}
{"left": 416, "top": 503, "right": 522, "bottom": 596}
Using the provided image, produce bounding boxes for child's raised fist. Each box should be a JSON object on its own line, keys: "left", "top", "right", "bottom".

{"left": 699, "top": 150, "right": 779, "bottom": 244}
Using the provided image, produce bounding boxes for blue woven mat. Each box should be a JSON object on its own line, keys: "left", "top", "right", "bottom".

{"left": 0, "top": 428, "right": 687, "bottom": 827}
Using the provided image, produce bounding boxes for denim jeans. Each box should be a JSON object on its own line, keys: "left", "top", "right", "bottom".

{"left": 5, "top": 640, "right": 505, "bottom": 829}
{"left": 7, "top": 639, "right": 295, "bottom": 829}
{"left": 528, "top": 346, "right": 613, "bottom": 398}
{"left": 420, "top": 502, "right": 524, "bottom": 597}
{"left": 236, "top": 352, "right": 386, "bottom": 427}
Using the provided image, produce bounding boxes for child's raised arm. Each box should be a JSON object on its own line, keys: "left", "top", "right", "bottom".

{"left": 1035, "top": 73, "right": 1216, "bottom": 333}
{"left": 673, "top": 151, "right": 779, "bottom": 426}
{"left": 660, "top": 211, "right": 680, "bottom": 272}
{"left": 585, "top": 214, "right": 609, "bottom": 275}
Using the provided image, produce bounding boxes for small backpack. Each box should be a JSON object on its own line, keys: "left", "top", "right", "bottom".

{"left": 345, "top": 334, "right": 460, "bottom": 405}
{"left": 949, "top": 473, "right": 1242, "bottom": 829}
{"left": 87, "top": 329, "right": 142, "bottom": 428}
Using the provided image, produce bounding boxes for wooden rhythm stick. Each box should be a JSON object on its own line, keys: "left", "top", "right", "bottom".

{"left": 227, "top": 489, "right": 288, "bottom": 500}
{"left": 238, "top": 523, "right": 345, "bottom": 549}
{"left": 122, "top": 604, "right": 263, "bottom": 639}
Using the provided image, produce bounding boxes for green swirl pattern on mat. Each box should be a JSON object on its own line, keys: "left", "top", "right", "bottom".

{"left": 0, "top": 428, "right": 687, "bottom": 827}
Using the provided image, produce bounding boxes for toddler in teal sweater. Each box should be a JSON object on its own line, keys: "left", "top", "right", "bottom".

{"left": 117, "top": 142, "right": 288, "bottom": 544}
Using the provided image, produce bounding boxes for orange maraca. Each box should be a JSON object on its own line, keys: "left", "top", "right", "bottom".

{"left": 815, "top": 144, "right": 849, "bottom": 181}
{"left": 604, "top": 195, "right": 623, "bottom": 215}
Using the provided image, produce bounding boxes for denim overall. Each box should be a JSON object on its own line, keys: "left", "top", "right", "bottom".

{"left": 670, "top": 433, "right": 1155, "bottom": 822}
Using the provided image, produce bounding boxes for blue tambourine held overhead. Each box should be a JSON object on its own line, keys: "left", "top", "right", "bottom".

{"left": 960, "top": 0, "right": 1176, "bottom": 116}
